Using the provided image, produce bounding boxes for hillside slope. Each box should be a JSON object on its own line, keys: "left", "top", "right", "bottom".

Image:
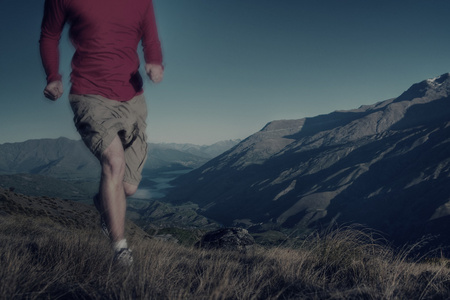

{"left": 0, "top": 187, "right": 148, "bottom": 240}
{"left": 2, "top": 188, "right": 449, "bottom": 299}
{"left": 165, "top": 73, "right": 450, "bottom": 248}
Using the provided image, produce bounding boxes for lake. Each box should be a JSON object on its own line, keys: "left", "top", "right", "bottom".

{"left": 130, "top": 169, "right": 191, "bottom": 200}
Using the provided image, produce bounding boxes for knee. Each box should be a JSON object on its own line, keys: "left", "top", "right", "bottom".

{"left": 101, "top": 154, "right": 125, "bottom": 180}
{"left": 100, "top": 136, "right": 126, "bottom": 179}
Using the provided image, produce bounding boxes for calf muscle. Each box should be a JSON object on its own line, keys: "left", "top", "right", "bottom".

{"left": 99, "top": 136, "right": 127, "bottom": 243}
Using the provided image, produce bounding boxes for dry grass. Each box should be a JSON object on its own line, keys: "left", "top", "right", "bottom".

{"left": 0, "top": 216, "right": 449, "bottom": 300}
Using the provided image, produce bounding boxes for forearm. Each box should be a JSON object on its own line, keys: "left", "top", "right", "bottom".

{"left": 40, "top": 0, "right": 66, "bottom": 83}
{"left": 142, "top": 0, "right": 163, "bottom": 66}
{"left": 143, "top": 39, "right": 163, "bottom": 66}
{"left": 40, "top": 37, "right": 62, "bottom": 83}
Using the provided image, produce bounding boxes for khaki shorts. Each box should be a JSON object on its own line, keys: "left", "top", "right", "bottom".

{"left": 69, "top": 94, "right": 148, "bottom": 185}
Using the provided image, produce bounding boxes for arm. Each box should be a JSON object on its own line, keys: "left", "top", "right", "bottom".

{"left": 40, "top": 0, "right": 66, "bottom": 100}
{"left": 142, "top": 0, "right": 164, "bottom": 83}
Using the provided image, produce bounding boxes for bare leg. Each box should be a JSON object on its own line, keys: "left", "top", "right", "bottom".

{"left": 99, "top": 136, "right": 128, "bottom": 243}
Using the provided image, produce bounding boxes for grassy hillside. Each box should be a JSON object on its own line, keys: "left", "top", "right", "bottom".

{"left": 1, "top": 189, "right": 449, "bottom": 299}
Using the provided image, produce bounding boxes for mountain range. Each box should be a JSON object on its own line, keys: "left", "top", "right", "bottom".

{"left": 0, "top": 138, "right": 240, "bottom": 180}
{"left": 164, "top": 73, "right": 450, "bottom": 250}
{"left": 145, "top": 140, "right": 240, "bottom": 171}
{"left": 0, "top": 138, "right": 239, "bottom": 203}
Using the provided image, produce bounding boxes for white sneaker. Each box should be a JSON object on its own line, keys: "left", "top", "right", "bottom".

{"left": 113, "top": 248, "right": 134, "bottom": 267}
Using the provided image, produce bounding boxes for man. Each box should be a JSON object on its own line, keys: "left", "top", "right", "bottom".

{"left": 40, "top": 0, "right": 164, "bottom": 266}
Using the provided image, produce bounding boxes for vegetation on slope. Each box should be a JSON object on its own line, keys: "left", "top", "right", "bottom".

{"left": 1, "top": 213, "right": 449, "bottom": 299}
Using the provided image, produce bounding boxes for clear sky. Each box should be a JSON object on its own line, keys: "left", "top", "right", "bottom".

{"left": 1, "top": 0, "right": 449, "bottom": 145}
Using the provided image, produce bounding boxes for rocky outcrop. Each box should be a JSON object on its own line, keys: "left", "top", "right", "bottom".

{"left": 196, "top": 228, "right": 255, "bottom": 252}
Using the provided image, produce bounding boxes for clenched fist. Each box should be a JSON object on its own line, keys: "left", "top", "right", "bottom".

{"left": 44, "top": 80, "right": 64, "bottom": 101}
{"left": 145, "top": 64, "right": 164, "bottom": 83}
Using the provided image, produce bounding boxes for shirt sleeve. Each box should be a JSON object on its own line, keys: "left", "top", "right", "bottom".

{"left": 39, "top": 0, "right": 67, "bottom": 83}
{"left": 141, "top": 0, "right": 163, "bottom": 66}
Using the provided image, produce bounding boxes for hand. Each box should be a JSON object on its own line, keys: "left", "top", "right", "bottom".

{"left": 145, "top": 64, "right": 164, "bottom": 83}
{"left": 44, "top": 80, "right": 64, "bottom": 101}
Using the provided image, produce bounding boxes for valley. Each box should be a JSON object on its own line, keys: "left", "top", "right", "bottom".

{"left": 1, "top": 73, "right": 450, "bottom": 253}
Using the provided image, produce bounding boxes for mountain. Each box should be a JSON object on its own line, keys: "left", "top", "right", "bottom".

{"left": 164, "top": 73, "right": 450, "bottom": 249}
{"left": 0, "top": 138, "right": 240, "bottom": 180}
{"left": 0, "top": 138, "right": 100, "bottom": 180}
{"left": 145, "top": 140, "right": 240, "bottom": 171}
{"left": 149, "top": 139, "right": 242, "bottom": 158}
{"left": 145, "top": 145, "right": 210, "bottom": 171}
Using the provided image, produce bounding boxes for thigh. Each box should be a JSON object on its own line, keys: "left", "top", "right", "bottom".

{"left": 101, "top": 135, "right": 126, "bottom": 168}
{"left": 69, "top": 93, "right": 148, "bottom": 185}
{"left": 69, "top": 94, "right": 120, "bottom": 159}
{"left": 123, "top": 94, "right": 148, "bottom": 186}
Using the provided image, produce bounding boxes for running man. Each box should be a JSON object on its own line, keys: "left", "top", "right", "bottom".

{"left": 40, "top": 0, "right": 164, "bottom": 266}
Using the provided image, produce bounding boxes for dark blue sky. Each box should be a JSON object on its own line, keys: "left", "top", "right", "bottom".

{"left": 1, "top": 0, "right": 449, "bottom": 144}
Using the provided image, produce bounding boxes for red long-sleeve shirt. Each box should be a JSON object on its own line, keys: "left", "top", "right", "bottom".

{"left": 40, "top": 0, "right": 163, "bottom": 101}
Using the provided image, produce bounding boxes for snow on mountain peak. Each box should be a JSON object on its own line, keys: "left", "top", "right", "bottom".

{"left": 426, "top": 73, "right": 450, "bottom": 86}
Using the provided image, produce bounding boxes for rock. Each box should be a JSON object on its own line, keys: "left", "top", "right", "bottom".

{"left": 196, "top": 227, "right": 255, "bottom": 252}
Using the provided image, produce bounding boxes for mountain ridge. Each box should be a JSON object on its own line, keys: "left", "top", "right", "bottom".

{"left": 165, "top": 73, "right": 450, "bottom": 250}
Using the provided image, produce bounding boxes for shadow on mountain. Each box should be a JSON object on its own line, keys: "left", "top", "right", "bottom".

{"left": 320, "top": 123, "right": 450, "bottom": 252}
{"left": 390, "top": 96, "right": 450, "bottom": 130}
{"left": 287, "top": 110, "right": 377, "bottom": 139}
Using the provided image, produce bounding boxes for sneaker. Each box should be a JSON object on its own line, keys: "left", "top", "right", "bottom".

{"left": 93, "top": 194, "right": 110, "bottom": 239}
{"left": 99, "top": 216, "right": 110, "bottom": 239}
{"left": 113, "top": 248, "right": 134, "bottom": 267}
